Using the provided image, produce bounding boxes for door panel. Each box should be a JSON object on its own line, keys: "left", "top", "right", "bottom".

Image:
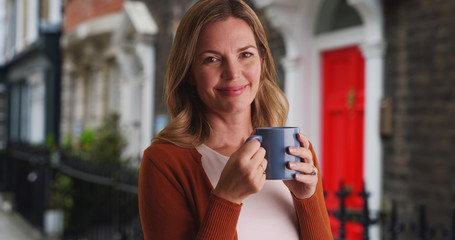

{"left": 321, "top": 46, "right": 365, "bottom": 239}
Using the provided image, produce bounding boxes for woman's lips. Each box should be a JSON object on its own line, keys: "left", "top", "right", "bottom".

{"left": 217, "top": 84, "right": 248, "bottom": 97}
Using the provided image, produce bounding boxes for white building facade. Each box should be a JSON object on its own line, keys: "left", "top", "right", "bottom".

{"left": 60, "top": 1, "right": 158, "bottom": 162}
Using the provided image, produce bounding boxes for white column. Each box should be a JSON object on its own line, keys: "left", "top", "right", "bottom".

{"left": 15, "top": 0, "right": 24, "bottom": 51}
{"left": 136, "top": 41, "right": 155, "bottom": 153}
{"left": 119, "top": 67, "right": 132, "bottom": 135}
{"left": 112, "top": 0, "right": 158, "bottom": 160}
{"left": 0, "top": 0, "right": 6, "bottom": 64}
{"left": 26, "top": 0, "right": 38, "bottom": 44}
{"left": 360, "top": 40, "right": 386, "bottom": 240}
{"left": 348, "top": 1, "right": 384, "bottom": 239}
{"left": 280, "top": 56, "right": 302, "bottom": 127}
{"left": 73, "top": 74, "right": 85, "bottom": 136}
{"left": 49, "top": 0, "right": 62, "bottom": 24}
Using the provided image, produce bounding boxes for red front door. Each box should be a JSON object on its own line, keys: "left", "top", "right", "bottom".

{"left": 321, "top": 46, "right": 365, "bottom": 239}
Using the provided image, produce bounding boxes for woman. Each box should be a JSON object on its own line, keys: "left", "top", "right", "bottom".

{"left": 138, "top": 0, "right": 333, "bottom": 239}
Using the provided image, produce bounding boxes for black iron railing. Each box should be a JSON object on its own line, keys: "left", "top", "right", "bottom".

{"left": 58, "top": 153, "right": 142, "bottom": 239}
{"left": 1, "top": 143, "right": 454, "bottom": 240}
{"left": 328, "top": 182, "right": 455, "bottom": 240}
{"left": 1, "top": 143, "right": 143, "bottom": 239}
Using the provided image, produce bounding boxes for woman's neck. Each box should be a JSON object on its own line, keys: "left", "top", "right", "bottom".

{"left": 204, "top": 111, "right": 254, "bottom": 156}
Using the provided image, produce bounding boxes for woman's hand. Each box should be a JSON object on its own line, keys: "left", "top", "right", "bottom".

{"left": 283, "top": 133, "right": 318, "bottom": 199}
{"left": 213, "top": 139, "right": 267, "bottom": 204}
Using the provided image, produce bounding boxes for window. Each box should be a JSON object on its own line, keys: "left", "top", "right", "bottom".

{"left": 315, "top": 0, "right": 363, "bottom": 35}
{"left": 8, "top": 72, "right": 46, "bottom": 144}
{"left": 28, "top": 71, "right": 45, "bottom": 143}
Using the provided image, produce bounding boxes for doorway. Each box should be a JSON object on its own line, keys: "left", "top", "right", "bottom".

{"left": 322, "top": 46, "right": 365, "bottom": 239}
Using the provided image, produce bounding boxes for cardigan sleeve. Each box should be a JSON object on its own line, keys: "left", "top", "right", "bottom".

{"left": 197, "top": 193, "right": 241, "bottom": 240}
{"left": 138, "top": 144, "right": 241, "bottom": 240}
{"left": 293, "top": 143, "right": 333, "bottom": 240}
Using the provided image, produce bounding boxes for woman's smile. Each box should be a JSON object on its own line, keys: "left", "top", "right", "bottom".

{"left": 216, "top": 84, "right": 249, "bottom": 97}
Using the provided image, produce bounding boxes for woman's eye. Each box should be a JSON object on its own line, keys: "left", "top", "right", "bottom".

{"left": 242, "top": 52, "right": 252, "bottom": 58}
{"left": 203, "top": 57, "right": 218, "bottom": 63}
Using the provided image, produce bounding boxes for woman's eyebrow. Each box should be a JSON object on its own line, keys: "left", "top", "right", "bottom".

{"left": 196, "top": 44, "right": 258, "bottom": 58}
{"left": 198, "top": 45, "right": 257, "bottom": 56}
{"left": 238, "top": 45, "right": 257, "bottom": 52}
{"left": 197, "top": 50, "right": 220, "bottom": 56}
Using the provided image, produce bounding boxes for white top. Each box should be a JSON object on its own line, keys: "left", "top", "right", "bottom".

{"left": 196, "top": 144, "right": 299, "bottom": 240}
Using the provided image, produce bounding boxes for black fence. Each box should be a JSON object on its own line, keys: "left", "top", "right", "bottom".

{"left": 327, "top": 182, "right": 455, "bottom": 240}
{"left": 59, "top": 153, "right": 143, "bottom": 239}
{"left": 2, "top": 144, "right": 454, "bottom": 240}
{"left": 0, "top": 143, "right": 143, "bottom": 239}
{"left": 1, "top": 143, "right": 50, "bottom": 232}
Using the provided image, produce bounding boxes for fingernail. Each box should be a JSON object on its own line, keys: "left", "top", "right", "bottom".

{"left": 287, "top": 162, "right": 295, "bottom": 169}
{"left": 288, "top": 147, "right": 296, "bottom": 154}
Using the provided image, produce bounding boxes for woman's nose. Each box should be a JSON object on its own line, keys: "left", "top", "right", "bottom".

{"left": 221, "top": 58, "right": 240, "bottom": 80}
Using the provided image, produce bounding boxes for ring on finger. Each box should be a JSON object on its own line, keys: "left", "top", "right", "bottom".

{"left": 260, "top": 163, "right": 266, "bottom": 175}
{"left": 310, "top": 165, "right": 317, "bottom": 176}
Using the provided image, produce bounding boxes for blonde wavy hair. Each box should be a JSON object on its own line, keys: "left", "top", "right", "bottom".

{"left": 153, "top": 0, "right": 289, "bottom": 148}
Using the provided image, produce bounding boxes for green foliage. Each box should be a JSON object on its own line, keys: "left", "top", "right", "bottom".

{"left": 79, "top": 130, "right": 95, "bottom": 152}
{"left": 62, "top": 134, "right": 73, "bottom": 152}
{"left": 46, "top": 134, "right": 57, "bottom": 150}
{"left": 98, "top": 114, "right": 125, "bottom": 164}
{"left": 68, "top": 113, "right": 127, "bottom": 166}
{"left": 48, "top": 173, "right": 73, "bottom": 209}
{"left": 48, "top": 173, "right": 73, "bottom": 229}
{"left": 88, "top": 114, "right": 126, "bottom": 165}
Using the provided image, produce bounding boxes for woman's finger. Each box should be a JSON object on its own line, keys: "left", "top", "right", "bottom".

{"left": 251, "top": 146, "right": 266, "bottom": 166}
{"left": 294, "top": 172, "right": 318, "bottom": 184}
{"left": 288, "top": 161, "right": 316, "bottom": 175}
{"left": 297, "top": 133, "right": 310, "bottom": 149}
{"left": 241, "top": 139, "right": 262, "bottom": 158}
{"left": 238, "top": 139, "right": 263, "bottom": 169}
{"left": 288, "top": 146, "right": 313, "bottom": 165}
{"left": 258, "top": 159, "right": 268, "bottom": 175}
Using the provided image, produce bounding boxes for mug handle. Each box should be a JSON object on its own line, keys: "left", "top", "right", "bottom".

{"left": 245, "top": 135, "right": 263, "bottom": 144}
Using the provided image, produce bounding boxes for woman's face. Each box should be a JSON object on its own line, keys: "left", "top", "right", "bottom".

{"left": 191, "top": 17, "right": 262, "bottom": 117}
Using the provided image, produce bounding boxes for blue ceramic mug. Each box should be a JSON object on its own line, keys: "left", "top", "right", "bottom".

{"left": 247, "top": 127, "right": 301, "bottom": 180}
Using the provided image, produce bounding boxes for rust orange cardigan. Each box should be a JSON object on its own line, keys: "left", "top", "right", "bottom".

{"left": 138, "top": 142, "right": 333, "bottom": 239}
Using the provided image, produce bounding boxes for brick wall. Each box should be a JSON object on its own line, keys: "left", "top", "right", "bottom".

{"left": 64, "top": 0, "right": 127, "bottom": 33}
{"left": 383, "top": 0, "right": 455, "bottom": 236}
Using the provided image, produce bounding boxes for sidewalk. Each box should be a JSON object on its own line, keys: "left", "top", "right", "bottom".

{"left": 0, "top": 195, "right": 43, "bottom": 240}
